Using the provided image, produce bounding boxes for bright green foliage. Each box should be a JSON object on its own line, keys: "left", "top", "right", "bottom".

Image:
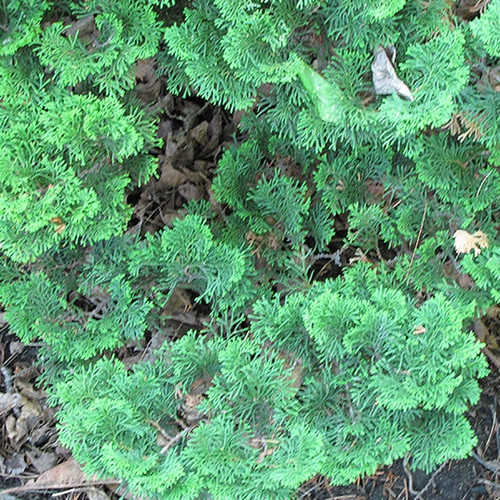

{"left": 1, "top": 1, "right": 499, "bottom": 499}
{"left": 0, "top": 254, "right": 153, "bottom": 362}
{"left": 470, "top": 0, "right": 500, "bottom": 57}
{"left": 36, "top": 0, "right": 164, "bottom": 95}
{"left": 0, "top": 0, "right": 49, "bottom": 56}
{"left": 53, "top": 263, "right": 488, "bottom": 498}
{"left": 460, "top": 247, "right": 500, "bottom": 307}
{"left": 0, "top": 1, "right": 158, "bottom": 262}
{"left": 212, "top": 140, "right": 332, "bottom": 247}
{"left": 128, "top": 215, "right": 257, "bottom": 312}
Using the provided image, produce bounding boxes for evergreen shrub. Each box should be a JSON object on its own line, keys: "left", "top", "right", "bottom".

{"left": 0, "top": 1, "right": 498, "bottom": 498}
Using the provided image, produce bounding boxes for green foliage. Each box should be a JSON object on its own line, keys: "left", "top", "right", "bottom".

{"left": 470, "top": 0, "right": 500, "bottom": 57}
{"left": 128, "top": 214, "right": 257, "bottom": 311}
{"left": 0, "top": 0, "right": 49, "bottom": 56}
{"left": 53, "top": 263, "right": 488, "bottom": 498}
{"left": 0, "top": 0, "right": 159, "bottom": 262}
{"left": 37, "top": 0, "right": 164, "bottom": 95}
{"left": 1, "top": 1, "right": 499, "bottom": 499}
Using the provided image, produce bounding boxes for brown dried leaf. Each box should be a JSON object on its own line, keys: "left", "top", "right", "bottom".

{"left": 158, "top": 159, "right": 188, "bottom": 188}
{"left": 188, "top": 121, "right": 210, "bottom": 147}
{"left": 5, "top": 396, "right": 43, "bottom": 448}
{"left": 473, "top": 319, "right": 499, "bottom": 350}
{"left": 15, "top": 379, "right": 45, "bottom": 401}
{"left": 178, "top": 182, "right": 203, "bottom": 201}
{"left": 63, "top": 15, "right": 96, "bottom": 39}
{"left": 85, "top": 487, "right": 112, "bottom": 500}
{"left": 31, "top": 458, "right": 89, "bottom": 486}
{"left": 372, "top": 45, "right": 415, "bottom": 101}
{"left": 5, "top": 413, "right": 29, "bottom": 448}
{"left": 454, "top": 229, "right": 489, "bottom": 256}
{"left": 135, "top": 58, "right": 161, "bottom": 103}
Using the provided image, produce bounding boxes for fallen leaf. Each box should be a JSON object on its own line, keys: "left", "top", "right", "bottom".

{"left": 5, "top": 453, "right": 27, "bottom": 475}
{"left": 158, "top": 159, "right": 188, "bottom": 188}
{"left": 26, "top": 451, "right": 58, "bottom": 474}
{"left": 5, "top": 396, "right": 43, "bottom": 448}
{"left": 30, "top": 458, "right": 89, "bottom": 486}
{"left": 8, "top": 340, "right": 24, "bottom": 355}
{"left": 454, "top": 229, "right": 489, "bottom": 256}
{"left": 135, "top": 58, "right": 161, "bottom": 103}
{"left": 0, "top": 392, "right": 23, "bottom": 415}
{"left": 178, "top": 182, "right": 203, "bottom": 201}
{"left": 62, "top": 14, "right": 96, "bottom": 39}
{"left": 5, "top": 414, "right": 29, "bottom": 448}
{"left": 188, "top": 120, "right": 209, "bottom": 147}
{"left": 473, "top": 319, "right": 499, "bottom": 350}
{"left": 85, "top": 487, "right": 112, "bottom": 500}
{"left": 413, "top": 325, "right": 427, "bottom": 335}
{"left": 372, "top": 45, "right": 415, "bottom": 101}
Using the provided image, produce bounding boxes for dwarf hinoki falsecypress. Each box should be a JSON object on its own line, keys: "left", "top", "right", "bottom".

{"left": 0, "top": 1, "right": 498, "bottom": 499}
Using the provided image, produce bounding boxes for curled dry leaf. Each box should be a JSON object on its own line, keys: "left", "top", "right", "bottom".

{"left": 454, "top": 229, "right": 489, "bottom": 256}
{"left": 372, "top": 45, "right": 415, "bottom": 101}
{"left": 413, "top": 325, "right": 427, "bottom": 335}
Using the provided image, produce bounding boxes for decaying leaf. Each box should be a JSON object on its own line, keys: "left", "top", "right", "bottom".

{"left": 26, "top": 451, "right": 58, "bottom": 474}
{"left": 29, "top": 458, "right": 90, "bottom": 486}
{"left": 0, "top": 392, "right": 23, "bottom": 415}
{"left": 473, "top": 318, "right": 499, "bottom": 350}
{"left": 85, "top": 487, "right": 112, "bottom": 500}
{"left": 454, "top": 229, "right": 489, "bottom": 256}
{"left": 5, "top": 453, "right": 27, "bottom": 474}
{"left": 5, "top": 396, "right": 43, "bottom": 448}
{"left": 372, "top": 45, "right": 415, "bottom": 101}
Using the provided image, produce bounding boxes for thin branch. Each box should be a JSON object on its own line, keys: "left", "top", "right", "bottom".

{"left": 0, "top": 480, "right": 121, "bottom": 496}
{"left": 404, "top": 197, "right": 428, "bottom": 284}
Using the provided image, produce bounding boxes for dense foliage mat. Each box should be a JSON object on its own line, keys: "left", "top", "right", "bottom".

{"left": 0, "top": 1, "right": 499, "bottom": 499}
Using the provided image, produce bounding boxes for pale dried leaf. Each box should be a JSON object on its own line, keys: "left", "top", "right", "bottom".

{"left": 8, "top": 340, "right": 24, "bottom": 355}
{"left": 0, "top": 392, "right": 22, "bottom": 415}
{"left": 454, "top": 229, "right": 489, "bottom": 256}
{"left": 85, "top": 487, "right": 112, "bottom": 500}
{"left": 413, "top": 325, "right": 427, "bottom": 335}
{"left": 26, "top": 451, "right": 58, "bottom": 474}
{"left": 5, "top": 453, "right": 27, "bottom": 475}
{"left": 372, "top": 45, "right": 415, "bottom": 101}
